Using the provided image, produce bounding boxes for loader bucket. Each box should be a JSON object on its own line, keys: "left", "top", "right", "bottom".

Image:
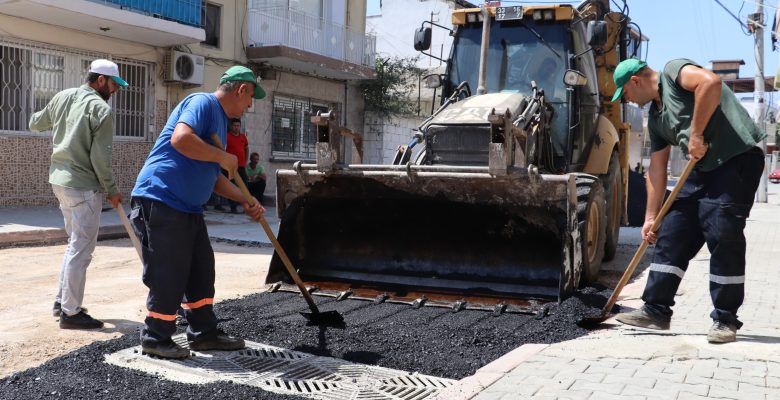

{"left": 268, "top": 164, "right": 580, "bottom": 301}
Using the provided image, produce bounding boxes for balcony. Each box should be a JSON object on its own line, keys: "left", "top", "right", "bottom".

{"left": 247, "top": 6, "right": 376, "bottom": 81}
{"left": 0, "top": 0, "right": 205, "bottom": 47}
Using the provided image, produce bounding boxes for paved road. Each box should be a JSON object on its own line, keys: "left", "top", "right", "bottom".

{"left": 0, "top": 204, "right": 278, "bottom": 377}
{"left": 457, "top": 184, "right": 780, "bottom": 400}
{"left": 5, "top": 185, "right": 780, "bottom": 399}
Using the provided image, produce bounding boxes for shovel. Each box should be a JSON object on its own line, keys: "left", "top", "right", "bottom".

{"left": 116, "top": 203, "right": 143, "bottom": 261}
{"left": 578, "top": 157, "right": 697, "bottom": 328}
{"left": 211, "top": 133, "right": 343, "bottom": 325}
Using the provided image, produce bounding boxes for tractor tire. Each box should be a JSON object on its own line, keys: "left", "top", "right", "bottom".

{"left": 577, "top": 178, "right": 607, "bottom": 286}
{"left": 602, "top": 153, "right": 623, "bottom": 261}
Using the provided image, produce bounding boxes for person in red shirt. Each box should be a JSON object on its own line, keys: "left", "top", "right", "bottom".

{"left": 225, "top": 118, "right": 249, "bottom": 213}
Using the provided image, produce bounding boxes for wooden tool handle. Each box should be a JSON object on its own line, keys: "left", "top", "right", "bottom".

{"left": 600, "top": 157, "right": 698, "bottom": 315}
{"left": 210, "top": 133, "right": 319, "bottom": 312}
{"left": 117, "top": 203, "right": 143, "bottom": 261}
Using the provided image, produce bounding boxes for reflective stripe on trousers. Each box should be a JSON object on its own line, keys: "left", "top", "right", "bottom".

{"left": 641, "top": 147, "right": 763, "bottom": 328}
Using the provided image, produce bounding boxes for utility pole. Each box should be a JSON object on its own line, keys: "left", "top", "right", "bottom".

{"left": 429, "top": 11, "right": 440, "bottom": 67}
{"left": 753, "top": 0, "right": 768, "bottom": 203}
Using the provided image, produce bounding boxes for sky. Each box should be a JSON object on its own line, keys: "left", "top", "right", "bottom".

{"left": 367, "top": 0, "right": 780, "bottom": 99}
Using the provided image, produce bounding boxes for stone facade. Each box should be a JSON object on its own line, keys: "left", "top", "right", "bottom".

{"left": 0, "top": 135, "right": 151, "bottom": 206}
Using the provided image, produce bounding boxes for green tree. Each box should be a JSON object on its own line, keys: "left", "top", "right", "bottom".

{"left": 361, "top": 56, "right": 423, "bottom": 117}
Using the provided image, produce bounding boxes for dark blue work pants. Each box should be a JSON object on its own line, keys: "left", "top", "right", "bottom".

{"left": 130, "top": 197, "right": 218, "bottom": 345}
{"left": 643, "top": 147, "right": 764, "bottom": 328}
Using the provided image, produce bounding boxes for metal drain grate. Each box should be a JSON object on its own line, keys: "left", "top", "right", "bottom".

{"left": 105, "top": 334, "right": 455, "bottom": 399}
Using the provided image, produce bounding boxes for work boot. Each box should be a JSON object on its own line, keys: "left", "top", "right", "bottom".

{"left": 175, "top": 308, "right": 189, "bottom": 327}
{"left": 615, "top": 307, "right": 670, "bottom": 330}
{"left": 707, "top": 321, "right": 737, "bottom": 343}
{"left": 59, "top": 311, "right": 103, "bottom": 330}
{"left": 142, "top": 340, "right": 191, "bottom": 359}
{"left": 188, "top": 329, "right": 245, "bottom": 351}
{"left": 53, "top": 301, "right": 87, "bottom": 317}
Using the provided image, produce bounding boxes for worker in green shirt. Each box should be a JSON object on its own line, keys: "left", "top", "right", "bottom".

{"left": 29, "top": 59, "right": 128, "bottom": 330}
{"left": 611, "top": 58, "right": 765, "bottom": 343}
{"left": 246, "top": 152, "right": 267, "bottom": 201}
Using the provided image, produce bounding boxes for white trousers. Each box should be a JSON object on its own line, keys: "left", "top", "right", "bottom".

{"left": 52, "top": 184, "right": 102, "bottom": 316}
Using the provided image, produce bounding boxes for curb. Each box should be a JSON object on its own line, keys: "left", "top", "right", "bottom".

{"left": 0, "top": 225, "right": 128, "bottom": 249}
{"left": 434, "top": 343, "right": 549, "bottom": 400}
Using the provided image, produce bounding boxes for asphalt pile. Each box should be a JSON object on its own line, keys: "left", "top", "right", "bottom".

{"left": 1, "top": 285, "right": 612, "bottom": 400}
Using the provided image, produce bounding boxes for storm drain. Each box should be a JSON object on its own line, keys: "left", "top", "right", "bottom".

{"left": 105, "top": 334, "right": 455, "bottom": 399}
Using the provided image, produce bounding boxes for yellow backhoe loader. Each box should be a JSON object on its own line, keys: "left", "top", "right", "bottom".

{"left": 266, "top": 0, "right": 645, "bottom": 314}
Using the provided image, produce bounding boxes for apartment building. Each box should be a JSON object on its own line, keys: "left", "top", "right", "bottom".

{"left": 0, "top": 0, "right": 375, "bottom": 205}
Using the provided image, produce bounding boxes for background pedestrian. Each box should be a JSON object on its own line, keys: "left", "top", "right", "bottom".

{"left": 246, "top": 152, "right": 266, "bottom": 202}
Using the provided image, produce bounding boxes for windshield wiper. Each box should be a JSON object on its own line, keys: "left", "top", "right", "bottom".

{"left": 518, "top": 20, "right": 562, "bottom": 60}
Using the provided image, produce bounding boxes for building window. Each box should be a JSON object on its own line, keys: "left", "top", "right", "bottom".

{"left": 33, "top": 53, "right": 65, "bottom": 117}
{"left": 0, "top": 45, "right": 32, "bottom": 131}
{"left": 290, "top": 0, "right": 323, "bottom": 17}
{"left": 114, "top": 63, "right": 149, "bottom": 139}
{"left": 0, "top": 38, "right": 152, "bottom": 139}
{"left": 271, "top": 94, "right": 338, "bottom": 159}
{"left": 202, "top": 3, "right": 221, "bottom": 48}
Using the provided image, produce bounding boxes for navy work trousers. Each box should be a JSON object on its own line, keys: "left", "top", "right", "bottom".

{"left": 130, "top": 197, "right": 218, "bottom": 345}
{"left": 643, "top": 147, "right": 764, "bottom": 328}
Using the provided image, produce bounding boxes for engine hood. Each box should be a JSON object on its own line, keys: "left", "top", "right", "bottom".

{"left": 430, "top": 92, "right": 528, "bottom": 125}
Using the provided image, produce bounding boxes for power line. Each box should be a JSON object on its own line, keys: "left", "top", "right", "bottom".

{"left": 738, "top": 0, "right": 777, "bottom": 11}
{"left": 713, "top": 0, "right": 752, "bottom": 31}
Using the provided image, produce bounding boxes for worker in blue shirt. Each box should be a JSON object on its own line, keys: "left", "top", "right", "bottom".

{"left": 130, "top": 66, "right": 266, "bottom": 358}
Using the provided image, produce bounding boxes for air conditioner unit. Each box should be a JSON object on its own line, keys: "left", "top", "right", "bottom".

{"left": 165, "top": 51, "right": 204, "bottom": 85}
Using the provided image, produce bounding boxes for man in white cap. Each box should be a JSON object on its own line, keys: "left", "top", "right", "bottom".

{"left": 29, "top": 59, "right": 128, "bottom": 329}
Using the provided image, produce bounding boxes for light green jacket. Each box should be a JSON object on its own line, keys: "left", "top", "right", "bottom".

{"left": 29, "top": 85, "right": 118, "bottom": 195}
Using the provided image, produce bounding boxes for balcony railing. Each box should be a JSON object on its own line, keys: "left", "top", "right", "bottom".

{"left": 86, "top": 0, "right": 203, "bottom": 28}
{"left": 248, "top": 6, "right": 376, "bottom": 68}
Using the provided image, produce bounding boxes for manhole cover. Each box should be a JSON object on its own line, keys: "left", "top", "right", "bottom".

{"left": 105, "top": 334, "right": 454, "bottom": 399}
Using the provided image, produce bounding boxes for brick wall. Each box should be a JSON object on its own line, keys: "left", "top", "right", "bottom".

{"left": 0, "top": 135, "right": 152, "bottom": 206}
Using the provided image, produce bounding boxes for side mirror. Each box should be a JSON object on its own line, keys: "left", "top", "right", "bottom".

{"left": 422, "top": 73, "right": 443, "bottom": 89}
{"left": 563, "top": 70, "right": 588, "bottom": 87}
{"left": 586, "top": 21, "right": 608, "bottom": 48}
{"left": 414, "top": 27, "right": 432, "bottom": 51}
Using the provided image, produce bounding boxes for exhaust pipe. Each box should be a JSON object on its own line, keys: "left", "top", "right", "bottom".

{"left": 476, "top": 7, "right": 491, "bottom": 95}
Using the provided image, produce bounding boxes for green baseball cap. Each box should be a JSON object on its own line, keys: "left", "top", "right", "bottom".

{"left": 220, "top": 66, "right": 266, "bottom": 99}
{"left": 611, "top": 58, "right": 648, "bottom": 102}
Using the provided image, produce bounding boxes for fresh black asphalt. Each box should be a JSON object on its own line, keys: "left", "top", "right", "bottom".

{"left": 1, "top": 286, "right": 612, "bottom": 400}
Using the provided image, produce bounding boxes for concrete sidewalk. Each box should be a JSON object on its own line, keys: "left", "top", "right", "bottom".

{"left": 441, "top": 184, "right": 780, "bottom": 400}
{"left": 0, "top": 204, "right": 279, "bottom": 248}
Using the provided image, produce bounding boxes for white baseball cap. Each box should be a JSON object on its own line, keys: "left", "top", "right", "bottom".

{"left": 89, "top": 59, "right": 128, "bottom": 87}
